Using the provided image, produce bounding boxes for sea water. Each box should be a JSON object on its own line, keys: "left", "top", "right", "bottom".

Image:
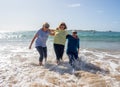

{"left": 0, "top": 31, "right": 120, "bottom": 87}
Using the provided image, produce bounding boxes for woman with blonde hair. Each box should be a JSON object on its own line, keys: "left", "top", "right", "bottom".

{"left": 29, "top": 22, "right": 53, "bottom": 66}
{"left": 53, "top": 22, "right": 68, "bottom": 64}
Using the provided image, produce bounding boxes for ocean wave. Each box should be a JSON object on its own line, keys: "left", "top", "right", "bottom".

{"left": 0, "top": 31, "right": 120, "bottom": 42}
{"left": 0, "top": 31, "right": 120, "bottom": 51}
{"left": 0, "top": 43, "right": 120, "bottom": 87}
{"left": 0, "top": 31, "right": 35, "bottom": 42}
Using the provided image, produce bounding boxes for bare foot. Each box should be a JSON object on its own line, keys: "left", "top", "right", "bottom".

{"left": 39, "top": 62, "right": 43, "bottom": 66}
{"left": 56, "top": 60, "right": 60, "bottom": 65}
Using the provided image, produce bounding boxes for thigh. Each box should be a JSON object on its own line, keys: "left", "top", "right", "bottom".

{"left": 36, "top": 46, "right": 43, "bottom": 56}
{"left": 59, "top": 45, "right": 64, "bottom": 54}
{"left": 54, "top": 44, "right": 60, "bottom": 54}
{"left": 73, "top": 52, "right": 78, "bottom": 59}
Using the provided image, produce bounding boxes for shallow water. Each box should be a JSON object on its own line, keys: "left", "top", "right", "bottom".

{"left": 0, "top": 31, "right": 120, "bottom": 87}
{"left": 0, "top": 41, "right": 120, "bottom": 87}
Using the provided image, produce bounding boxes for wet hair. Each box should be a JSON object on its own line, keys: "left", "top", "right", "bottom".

{"left": 58, "top": 22, "right": 67, "bottom": 29}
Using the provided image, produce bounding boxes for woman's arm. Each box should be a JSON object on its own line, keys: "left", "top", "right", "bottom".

{"left": 48, "top": 29, "right": 55, "bottom": 36}
{"left": 78, "top": 48, "right": 80, "bottom": 54}
{"left": 29, "top": 33, "right": 38, "bottom": 49}
{"left": 77, "top": 39, "right": 80, "bottom": 53}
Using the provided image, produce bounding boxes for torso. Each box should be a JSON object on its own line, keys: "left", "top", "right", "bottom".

{"left": 35, "top": 29, "right": 50, "bottom": 47}
{"left": 66, "top": 35, "right": 79, "bottom": 53}
{"left": 54, "top": 29, "right": 67, "bottom": 45}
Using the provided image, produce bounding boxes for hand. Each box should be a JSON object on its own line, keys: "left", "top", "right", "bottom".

{"left": 78, "top": 50, "right": 80, "bottom": 54}
{"left": 29, "top": 46, "right": 31, "bottom": 49}
{"left": 50, "top": 30, "right": 55, "bottom": 36}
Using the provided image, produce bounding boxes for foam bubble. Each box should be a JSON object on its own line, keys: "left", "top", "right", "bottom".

{"left": 0, "top": 41, "right": 120, "bottom": 87}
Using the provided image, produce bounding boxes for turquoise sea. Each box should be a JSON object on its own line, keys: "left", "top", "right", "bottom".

{"left": 0, "top": 30, "right": 120, "bottom": 51}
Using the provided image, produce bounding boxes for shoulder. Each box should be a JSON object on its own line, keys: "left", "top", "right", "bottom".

{"left": 46, "top": 30, "right": 50, "bottom": 34}
{"left": 37, "top": 28, "right": 42, "bottom": 32}
{"left": 55, "top": 29, "right": 59, "bottom": 32}
{"left": 36, "top": 29, "right": 41, "bottom": 34}
{"left": 63, "top": 30, "right": 68, "bottom": 36}
{"left": 64, "top": 30, "right": 68, "bottom": 33}
{"left": 66, "top": 34, "right": 72, "bottom": 38}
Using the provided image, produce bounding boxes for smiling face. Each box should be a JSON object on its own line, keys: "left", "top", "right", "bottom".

{"left": 59, "top": 24, "right": 65, "bottom": 30}
{"left": 72, "top": 32, "right": 77, "bottom": 37}
{"left": 42, "top": 22, "right": 50, "bottom": 31}
{"left": 58, "top": 22, "right": 67, "bottom": 30}
{"left": 43, "top": 26, "right": 49, "bottom": 31}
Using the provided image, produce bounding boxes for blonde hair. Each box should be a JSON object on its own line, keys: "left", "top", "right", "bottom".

{"left": 42, "top": 22, "right": 50, "bottom": 28}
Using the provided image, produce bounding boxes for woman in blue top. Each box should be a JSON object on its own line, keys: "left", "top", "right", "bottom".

{"left": 29, "top": 22, "right": 53, "bottom": 66}
{"left": 66, "top": 30, "right": 80, "bottom": 68}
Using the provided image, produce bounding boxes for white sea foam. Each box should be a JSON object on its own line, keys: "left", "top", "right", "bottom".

{"left": 0, "top": 42, "right": 120, "bottom": 87}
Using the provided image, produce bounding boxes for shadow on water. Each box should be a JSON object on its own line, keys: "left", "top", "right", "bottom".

{"left": 44, "top": 61, "right": 73, "bottom": 74}
{"left": 75, "top": 57, "right": 109, "bottom": 74}
{"left": 44, "top": 57, "right": 109, "bottom": 75}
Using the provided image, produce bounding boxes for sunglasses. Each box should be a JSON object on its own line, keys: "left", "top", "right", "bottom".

{"left": 45, "top": 26, "right": 49, "bottom": 28}
{"left": 73, "top": 32, "right": 77, "bottom": 34}
{"left": 60, "top": 24, "right": 66, "bottom": 26}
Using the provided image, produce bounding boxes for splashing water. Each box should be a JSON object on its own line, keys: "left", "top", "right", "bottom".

{"left": 0, "top": 31, "right": 120, "bottom": 87}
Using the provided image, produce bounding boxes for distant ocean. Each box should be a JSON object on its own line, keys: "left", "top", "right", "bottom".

{"left": 0, "top": 30, "right": 120, "bottom": 51}
{"left": 0, "top": 30, "right": 120, "bottom": 86}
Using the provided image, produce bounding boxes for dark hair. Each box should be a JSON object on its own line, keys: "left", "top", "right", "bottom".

{"left": 73, "top": 32, "right": 77, "bottom": 34}
{"left": 58, "top": 22, "right": 67, "bottom": 29}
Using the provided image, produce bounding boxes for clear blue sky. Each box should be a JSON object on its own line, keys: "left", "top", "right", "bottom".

{"left": 0, "top": 0, "right": 120, "bottom": 32}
